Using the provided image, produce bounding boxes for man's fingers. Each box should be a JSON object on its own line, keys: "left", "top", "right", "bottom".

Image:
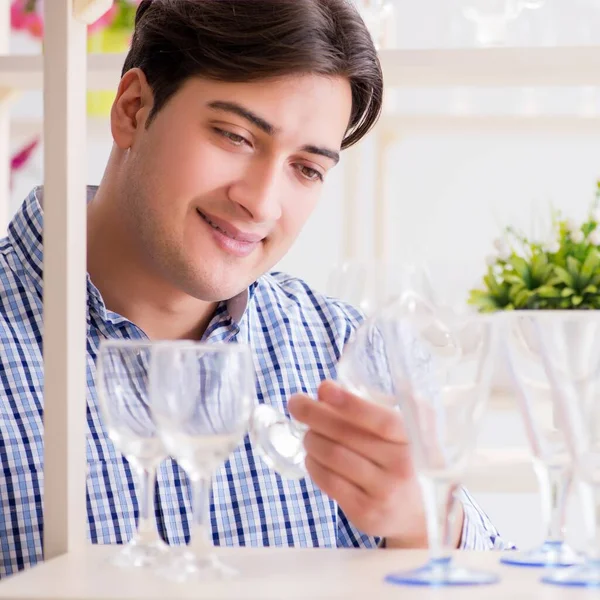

{"left": 303, "top": 430, "right": 399, "bottom": 499}
{"left": 304, "top": 454, "right": 369, "bottom": 510}
{"left": 289, "top": 394, "right": 413, "bottom": 476}
{"left": 318, "top": 380, "right": 406, "bottom": 442}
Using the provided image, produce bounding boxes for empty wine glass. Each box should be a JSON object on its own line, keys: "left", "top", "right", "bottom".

{"left": 326, "top": 260, "right": 436, "bottom": 317}
{"left": 96, "top": 339, "right": 169, "bottom": 568}
{"left": 501, "top": 312, "right": 581, "bottom": 568}
{"left": 149, "top": 341, "right": 254, "bottom": 582}
{"left": 522, "top": 312, "right": 600, "bottom": 588}
{"left": 375, "top": 291, "right": 500, "bottom": 586}
{"left": 336, "top": 313, "right": 398, "bottom": 406}
{"left": 249, "top": 261, "right": 438, "bottom": 479}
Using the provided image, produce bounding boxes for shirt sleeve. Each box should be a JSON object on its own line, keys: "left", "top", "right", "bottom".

{"left": 336, "top": 488, "right": 516, "bottom": 551}
{"left": 336, "top": 505, "right": 381, "bottom": 548}
{"left": 457, "top": 486, "right": 517, "bottom": 550}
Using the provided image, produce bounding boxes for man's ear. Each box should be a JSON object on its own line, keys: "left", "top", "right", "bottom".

{"left": 110, "top": 68, "right": 154, "bottom": 149}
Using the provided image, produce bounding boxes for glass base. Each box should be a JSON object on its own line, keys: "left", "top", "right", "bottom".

{"left": 250, "top": 404, "right": 307, "bottom": 480}
{"left": 542, "top": 560, "right": 600, "bottom": 588}
{"left": 156, "top": 549, "right": 237, "bottom": 583}
{"left": 109, "top": 538, "right": 169, "bottom": 569}
{"left": 384, "top": 557, "right": 500, "bottom": 587}
{"left": 500, "top": 540, "right": 582, "bottom": 568}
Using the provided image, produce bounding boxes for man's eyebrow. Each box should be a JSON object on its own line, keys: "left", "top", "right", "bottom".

{"left": 207, "top": 100, "right": 340, "bottom": 165}
{"left": 300, "top": 145, "right": 340, "bottom": 165}
{"left": 207, "top": 100, "right": 276, "bottom": 135}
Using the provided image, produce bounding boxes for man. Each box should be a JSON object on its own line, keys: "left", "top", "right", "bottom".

{"left": 0, "top": 0, "right": 510, "bottom": 578}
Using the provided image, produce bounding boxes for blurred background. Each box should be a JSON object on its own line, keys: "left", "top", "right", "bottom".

{"left": 8, "top": 0, "right": 600, "bottom": 552}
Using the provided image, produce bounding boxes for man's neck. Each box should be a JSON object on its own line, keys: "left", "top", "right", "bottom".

{"left": 86, "top": 189, "right": 217, "bottom": 341}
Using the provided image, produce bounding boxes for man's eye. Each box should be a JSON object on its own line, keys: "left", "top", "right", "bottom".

{"left": 297, "top": 165, "right": 324, "bottom": 183}
{"left": 216, "top": 129, "right": 249, "bottom": 147}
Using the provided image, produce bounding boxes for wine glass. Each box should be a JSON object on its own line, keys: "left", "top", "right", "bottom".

{"left": 326, "top": 260, "right": 437, "bottom": 317}
{"left": 148, "top": 341, "right": 255, "bottom": 582}
{"left": 373, "top": 291, "right": 500, "bottom": 586}
{"left": 520, "top": 312, "right": 600, "bottom": 588}
{"left": 501, "top": 312, "right": 581, "bottom": 567}
{"left": 249, "top": 261, "right": 437, "bottom": 479}
{"left": 95, "top": 339, "right": 169, "bottom": 568}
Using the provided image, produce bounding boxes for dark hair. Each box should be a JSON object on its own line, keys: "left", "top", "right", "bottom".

{"left": 122, "top": 0, "right": 383, "bottom": 149}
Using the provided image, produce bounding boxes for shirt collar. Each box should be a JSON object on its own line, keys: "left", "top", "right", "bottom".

{"left": 8, "top": 185, "right": 256, "bottom": 325}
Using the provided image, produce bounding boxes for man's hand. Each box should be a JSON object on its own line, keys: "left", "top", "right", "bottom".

{"left": 288, "top": 380, "right": 464, "bottom": 549}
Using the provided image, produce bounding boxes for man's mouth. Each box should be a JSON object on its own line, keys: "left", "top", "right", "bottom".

{"left": 198, "top": 210, "right": 235, "bottom": 239}
{"left": 196, "top": 209, "right": 265, "bottom": 258}
{"left": 196, "top": 209, "right": 265, "bottom": 243}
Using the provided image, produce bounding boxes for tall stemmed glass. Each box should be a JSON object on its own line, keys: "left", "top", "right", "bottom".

{"left": 326, "top": 260, "right": 436, "bottom": 317}
{"left": 522, "top": 312, "right": 600, "bottom": 587}
{"left": 249, "top": 261, "right": 436, "bottom": 480}
{"left": 501, "top": 312, "right": 581, "bottom": 567}
{"left": 149, "top": 341, "right": 254, "bottom": 582}
{"left": 96, "top": 340, "right": 169, "bottom": 568}
{"left": 374, "top": 291, "right": 500, "bottom": 586}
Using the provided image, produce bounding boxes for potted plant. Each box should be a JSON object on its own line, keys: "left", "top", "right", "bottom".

{"left": 468, "top": 181, "right": 600, "bottom": 312}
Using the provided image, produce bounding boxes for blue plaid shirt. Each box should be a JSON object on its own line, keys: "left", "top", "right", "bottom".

{"left": 0, "top": 187, "right": 511, "bottom": 577}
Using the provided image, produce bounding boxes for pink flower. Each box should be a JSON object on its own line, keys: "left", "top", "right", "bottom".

{"left": 11, "top": 0, "right": 142, "bottom": 39}
{"left": 10, "top": 0, "right": 44, "bottom": 39}
{"left": 10, "top": 0, "right": 30, "bottom": 30}
{"left": 10, "top": 138, "right": 40, "bottom": 189}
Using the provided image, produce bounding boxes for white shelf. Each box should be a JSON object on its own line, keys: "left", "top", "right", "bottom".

{"left": 0, "top": 53, "right": 123, "bottom": 90}
{"left": 3, "top": 46, "right": 600, "bottom": 91}
{"left": 377, "top": 114, "right": 600, "bottom": 136}
{"left": 0, "top": 546, "right": 573, "bottom": 599}
{"left": 11, "top": 116, "right": 111, "bottom": 145}
{"left": 380, "top": 46, "right": 600, "bottom": 87}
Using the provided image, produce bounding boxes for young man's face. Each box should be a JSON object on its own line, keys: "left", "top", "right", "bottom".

{"left": 113, "top": 73, "right": 353, "bottom": 302}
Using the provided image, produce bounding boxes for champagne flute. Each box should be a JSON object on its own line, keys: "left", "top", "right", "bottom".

{"left": 501, "top": 312, "right": 581, "bottom": 567}
{"left": 149, "top": 341, "right": 254, "bottom": 582}
{"left": 522, "top": 311, "right": 600, "bottom": 587}
{"left": 96, "top": 339, "right": 169, "bottom": 568}
{"left": 371, "top": 291, "right": 500, "bottom": 586}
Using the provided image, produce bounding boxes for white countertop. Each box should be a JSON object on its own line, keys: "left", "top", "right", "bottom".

{"left": 0, "top": 546, "right": 593, "bottom": 600}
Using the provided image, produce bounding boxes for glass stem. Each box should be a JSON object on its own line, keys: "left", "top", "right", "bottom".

{"left": 579, "top": 481, "right": 600, "bottom": 561}
{"left": 190, "top": 476, "right": 213, "bottom": 557}
{"left": 419, "top": 476, "right": 459, "bottom": 563}
{"left": 535, "top": 464, "right": 571, "bottom": 544}
{"left": 134, "top": 463, "right": 159, "bottom": 544}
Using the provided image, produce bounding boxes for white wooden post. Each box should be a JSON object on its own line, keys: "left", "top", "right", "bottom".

{"left": 0, "top": 0, "right": 16, "bottom": 235}
{"left": 42, "top": 0, "right": 89, "bottom": 560}
{"left": 373, "top": 130, "right": 392, "bottom": 261}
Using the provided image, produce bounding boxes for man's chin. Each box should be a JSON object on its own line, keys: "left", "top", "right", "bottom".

{"left": 185, "top": 275, "right": 253, "bottom": 305}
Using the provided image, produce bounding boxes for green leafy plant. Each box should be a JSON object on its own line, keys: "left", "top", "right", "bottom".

{"left": 468, "top": 182, "right": 600, "bottom": 312}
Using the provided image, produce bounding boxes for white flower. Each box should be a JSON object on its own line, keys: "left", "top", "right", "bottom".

{"left": 493, "top": 238, "right": 509, "bottom": 254}
{"left": 485, "top": 254, "right": 497, "bottom": 267}
{"left": 492, "top": 238, "right": 511, "bottom": 261}
{"left": 591, "top": 208, "right": 600, "bottom": 223}
{"left": 565, "top": 218, "right": 579, "bottom": 232}
{"left": 497, "top": 248, "right": 511, "bottom": 261}
{"left": 571, "top": 230, "right": 585, "bottom": 244}
{"left": 589, "top": 229, "right": 600, "bottom": 246}
{"left": 544, "top": 240, "right": 560, "bottom": 254}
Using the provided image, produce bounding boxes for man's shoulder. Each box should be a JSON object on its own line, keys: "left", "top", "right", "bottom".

{"left": 255, "top": 270, "right": 365, "bottom": 335}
